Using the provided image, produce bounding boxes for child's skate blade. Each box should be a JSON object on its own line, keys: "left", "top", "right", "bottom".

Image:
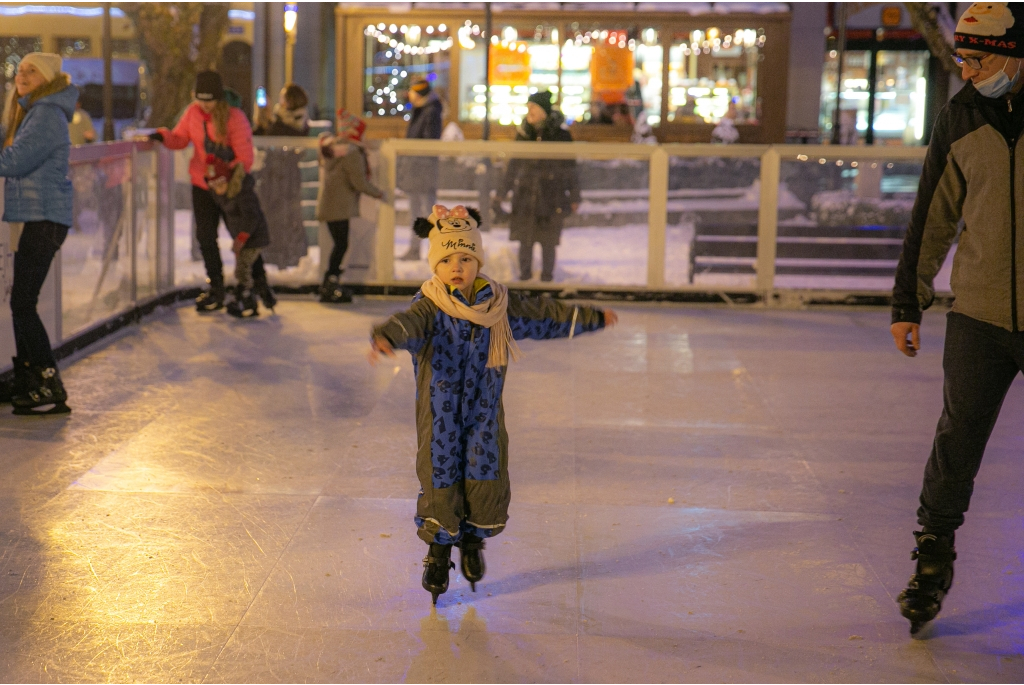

{"left": 13, "top": 401, "right": 71, "bottom": 416}
{"left": 470, "top": 581, "right": 476, "bottom": 592}
{"left": 431, "top": 592, "right": 439, "bottom": 606}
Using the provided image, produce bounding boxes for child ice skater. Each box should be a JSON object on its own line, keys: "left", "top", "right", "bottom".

{"left": 368, "top": 204, "right": 617, "bottom": 604}
{"left": 205, "top": 154, "right": 270, "bottom": 317}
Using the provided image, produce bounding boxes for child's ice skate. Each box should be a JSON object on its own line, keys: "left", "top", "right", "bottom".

{"left": 227, "top": 286, "right": 259, "bottom": 318}
{"left": 253, "top": 273, "right": 277, "bottom": 312}
{"left": 898, "top": 531, "right": 956, "bottom": 635}
{"left": 458, "top": 534, "right": 486, "bottom": 592}
{"left": 422, "top": 543, "right": 455, "bottom": 606}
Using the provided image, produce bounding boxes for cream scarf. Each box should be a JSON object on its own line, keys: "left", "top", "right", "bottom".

{"left": 421, "top": 274, "right": 523, "bottom": 368}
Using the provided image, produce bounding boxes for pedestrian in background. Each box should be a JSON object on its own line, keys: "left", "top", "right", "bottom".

{"left": 315, "top": 109, "right": 386, "bottom": 303}
{"left": 254, "top": 83, "right": 309, "bottom": 137}
{"left": 397, "top": 78, "right": 443, "bottom": 261}
{"left": 0, "top": 52, "right": 76, "bottom": 415}
{"left": 891, "top": 2, "right": 1024, "bottom": 635}
{"left": 67, "top": 94, "right": 95, "bottom": 145}
{"left": 148, "top": 71, "right": 276, "bottom": 312}
{"left": 496, "top": 91, "right": 580, "bottom": 282}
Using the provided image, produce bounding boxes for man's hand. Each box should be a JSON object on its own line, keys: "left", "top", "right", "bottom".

{"left": 891, "top": 322, "right": 920, "bottom": 357}
{"left": 368, "top": 336, "right": 396, "bottom": 365}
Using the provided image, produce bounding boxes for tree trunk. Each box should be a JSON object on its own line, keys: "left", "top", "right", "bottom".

{"left": 121, "top": 3, "right": 231, "bottom": 128}
{"left": 904, "top": 2, "right": 957, "bottom": 73}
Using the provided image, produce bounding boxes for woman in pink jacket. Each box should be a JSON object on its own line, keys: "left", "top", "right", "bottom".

{"left": 149, "top": 71, "right": 275, "bottom": 311}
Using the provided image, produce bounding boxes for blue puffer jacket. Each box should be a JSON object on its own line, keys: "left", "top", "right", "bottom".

{"left": 0, "top": 75, "right": 77, "bottom": 226}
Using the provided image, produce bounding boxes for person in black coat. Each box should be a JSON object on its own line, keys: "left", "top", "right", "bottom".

{"left": 496, "top": 91, "right": 581, "bottom": 281}
{"left": 397, "top": 79, "right": 443, "bottom": 260}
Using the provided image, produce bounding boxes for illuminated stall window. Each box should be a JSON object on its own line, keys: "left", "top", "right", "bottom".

{"left": 667, "top": 27, "right": 764, "bottom": 124}
{"left": 362, "top": 23, "right": 452, "bottom": 119}
{"left": 459, "top": 23, "right": 560, "bottom": 124}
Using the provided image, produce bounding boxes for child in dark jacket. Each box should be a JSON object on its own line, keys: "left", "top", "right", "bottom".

{"left": 205, "top": 155, "right": 271, "bottom": 317}
{"left": 369, "top": 204, "right": 617, "bottom": 605}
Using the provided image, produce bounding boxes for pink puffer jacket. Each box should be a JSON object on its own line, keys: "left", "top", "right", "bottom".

{"left": 158, "top": 103, "right": 254, "bottom": 190}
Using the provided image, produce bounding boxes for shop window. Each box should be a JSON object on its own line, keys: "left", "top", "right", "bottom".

{"left": 667, "top": 27, "right": 764, "bottom": 124}
{"left": 363, "top": 22, "right": 452, "bottom": 119}
{"left": 459, "top": 23, "right": 559, "bottom": 124}
{"left": 56, "top": 37, "right": 91, "bottom": 57}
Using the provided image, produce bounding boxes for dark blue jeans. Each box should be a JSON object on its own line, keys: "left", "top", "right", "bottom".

{"left": 918, "top": 311, "right": 1024, "bottom": 533}
{"left": 11, "top": 221, "right": 69, "bottom": 367}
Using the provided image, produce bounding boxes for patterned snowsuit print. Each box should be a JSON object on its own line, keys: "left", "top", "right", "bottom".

{"left": 372, "top": 280, "right": 605, "bottom": 544}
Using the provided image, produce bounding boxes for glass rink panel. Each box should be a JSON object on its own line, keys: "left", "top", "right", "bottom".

{"left": 665, "top": 154, "right": 762, "bottom": 288}
{"left": 64, "top": 153, "right": 134, "bottom": 336}
{"left": 393, "top": 153, "right": 649, "bottom": 286}
{"left": 774, "top": 153, "right": 939, "bottom": 292}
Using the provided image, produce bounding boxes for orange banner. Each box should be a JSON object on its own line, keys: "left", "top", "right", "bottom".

{"left": 488, "top": 43, "right": 532, "bottom": 87}
{"left": 591, "top": 42, "right": 635, "bottom": 93}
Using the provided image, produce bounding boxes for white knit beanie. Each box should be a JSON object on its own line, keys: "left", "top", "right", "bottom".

{"left": 19, "top": 52, "right": 63, "bottom": 83}
{"left": 419, "top": 205, "right": 485, "bottom": 272}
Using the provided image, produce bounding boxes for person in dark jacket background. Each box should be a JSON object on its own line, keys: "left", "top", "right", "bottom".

{"left": 496, "top": 91, "right": 581, "bottom": 282}
{"left": 0, "top": 52, "right": 76, "bottom": 415}
{"left": 397, "top": 79, "right": 443, "bottom": 261}
{"left": 890, "top": 2, "right": 1024, "bottom": 635}
{"left": 253, "top": 83, "right": 309, "bottom": 137}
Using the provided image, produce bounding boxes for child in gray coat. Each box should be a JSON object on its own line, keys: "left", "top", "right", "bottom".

{"left": 315, "top": 110, "right": 385, "bottom": 303}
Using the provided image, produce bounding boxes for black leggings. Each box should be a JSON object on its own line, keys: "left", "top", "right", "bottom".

{"left": 11, "top": 221, "right": 69, "bottom": 367}
{"left": 325, "top": 220, "right": 350, "bottom": 277}
{"left": 192, "top": 185, "right": 267, "bottom": 285}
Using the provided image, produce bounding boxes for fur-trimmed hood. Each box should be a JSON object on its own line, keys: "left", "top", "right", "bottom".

{"left": 19, "top": 73, "right": 77, "bottom": 122}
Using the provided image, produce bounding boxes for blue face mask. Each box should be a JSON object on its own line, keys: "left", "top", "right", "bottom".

{"left": 976, "top": 57, "right": 1022, "bottom": 98}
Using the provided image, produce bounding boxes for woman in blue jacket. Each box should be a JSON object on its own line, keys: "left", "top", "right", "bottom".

{"left": 0, "top": 53, "right": 76, "bottom": 415}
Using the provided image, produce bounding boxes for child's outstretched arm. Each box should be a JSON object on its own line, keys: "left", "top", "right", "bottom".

{"left": 507, "top": 293, "right": 617, "bottom": 341}
{"left": 368, "top": 297, "right": 437, "bottom": 364}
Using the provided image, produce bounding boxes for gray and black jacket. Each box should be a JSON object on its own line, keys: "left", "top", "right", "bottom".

{"left": 893, "top": 82, "right": 1024, "bottom": 331}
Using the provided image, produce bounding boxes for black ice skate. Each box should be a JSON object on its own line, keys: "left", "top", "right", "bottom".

{"left": 319, "top": 274, "right": 352, "bottom": 303}
{"left": 12, "top": 364, "right": 71, "bottom": 415}
{"left": 254, "top": 274, "right": 277, "bottom": 312}
{"left": 422, "top": 543, "right": 455, "bottom": 606}
{"left": 195, "top": 279, "right": 226, "bottom": 312}
{"left": 458, "top": 534, "right": 486, "bottom": 592}
{"left": 227, "top": 286, "right": 259, "bottom": 318}
{"left": 0, "top": 358, "right": 30, "bottom": 404}
{"left": 898, "top": 531, "right": 956, "bottom": 635}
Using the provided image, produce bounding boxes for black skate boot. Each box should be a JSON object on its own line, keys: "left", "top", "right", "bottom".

{"left": 195, "top": 278, "right": 226, "bottom": 312}
{"left": 422, "top": 543, "right": 455, "bottom": 606}
{"left": 0, "top": 358, "right": 30, "bottom": 404}
{"left": 898, "top": 530, "right": 956, "bottom": 635}
{"left": 12, "top": 364, "right": 70, "bottom": 415}
{"left": 226, "top": 285, "right": 259, "bottom": 318}
{"left": 253, "top": 273, "right": 277, "bottom": 312}
{"left": 458, "top": 534, "right": 486, "bottom": 592}
{"left": 319, "top": 274, "right": 351, "bottom": 303}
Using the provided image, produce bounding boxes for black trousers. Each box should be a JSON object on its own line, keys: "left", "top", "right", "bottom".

{"left": 325, "top": 219, "right": 349, "bottom": 277}
{"left": 516, "top": 216, "right": 560, "bottom": 281}
{"left": 11, "top": 221, "right": 69, "bottom": 367}
{"left": 192, "top": 185, "right": 267, "bottom": 286}
{"left": 918, "top": 311, "right": 1024, "bottom": 533}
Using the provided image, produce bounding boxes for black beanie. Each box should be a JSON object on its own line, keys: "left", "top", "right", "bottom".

{"left": 955, "top": 3, "right": 1024, "bottom": 58}
{"left": 195, "top": 70, "right": 225, "bottom": 101}
{"left": 527, "top": 91, "right": 553, "bottom": 115}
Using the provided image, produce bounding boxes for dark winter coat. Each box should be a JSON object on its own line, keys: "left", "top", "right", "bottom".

{"left": 0, "top": 75, "right": 77, "bottom": 226}
{"left": 893, "top": 82, "right": 1024, "bottom": 332}
{"left": 371, "top": 280, "right": 605, "bottom": 543}
{"left": 209, "top": 174, "right": 270, "bottom": 249}
{"left": 397, "top": 93, "right": 443, "bottom": 194}
{"left": 498, "top": 110, "right": 581, "bottom": 244}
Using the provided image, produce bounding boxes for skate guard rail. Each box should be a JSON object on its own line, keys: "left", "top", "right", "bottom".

{"left": 0, "top": 140, "right": 176, "bottom": 373}
{"left": 375, "top": 140, "right": 929, "bottom": 296}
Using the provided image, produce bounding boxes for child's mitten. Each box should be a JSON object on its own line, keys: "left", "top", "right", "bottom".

{"left": 232, "top": 232, "right": 251, "bottom": 255}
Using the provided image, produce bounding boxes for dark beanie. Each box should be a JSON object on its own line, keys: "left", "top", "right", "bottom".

{"left": 527, "top": 90, "right": 553, "bottom": 115}
{"left": 955, "top": 3, "right": 1024, "bottom": 58}
{"left": 195, "top": 71, "right": 225, "bottom": 101}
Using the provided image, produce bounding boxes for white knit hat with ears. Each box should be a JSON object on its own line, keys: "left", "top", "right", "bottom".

{"left": 413, "top": 204, "right": 485, "bottom": 272}
{"left": 19, "top": 53, "right": 63, "bottom": 83}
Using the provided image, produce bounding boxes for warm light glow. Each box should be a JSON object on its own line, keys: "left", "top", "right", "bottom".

{"left": 283, "top": 3, "right": 297, "bottom": 32}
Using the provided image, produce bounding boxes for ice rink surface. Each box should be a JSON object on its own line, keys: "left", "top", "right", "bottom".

{"left": 0, "top": 298, "right": 1022, "bottom": 683}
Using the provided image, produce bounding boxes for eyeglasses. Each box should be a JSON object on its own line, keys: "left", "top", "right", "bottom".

{"left": 951, "top": 53, "right": 986, "bottom": 70}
